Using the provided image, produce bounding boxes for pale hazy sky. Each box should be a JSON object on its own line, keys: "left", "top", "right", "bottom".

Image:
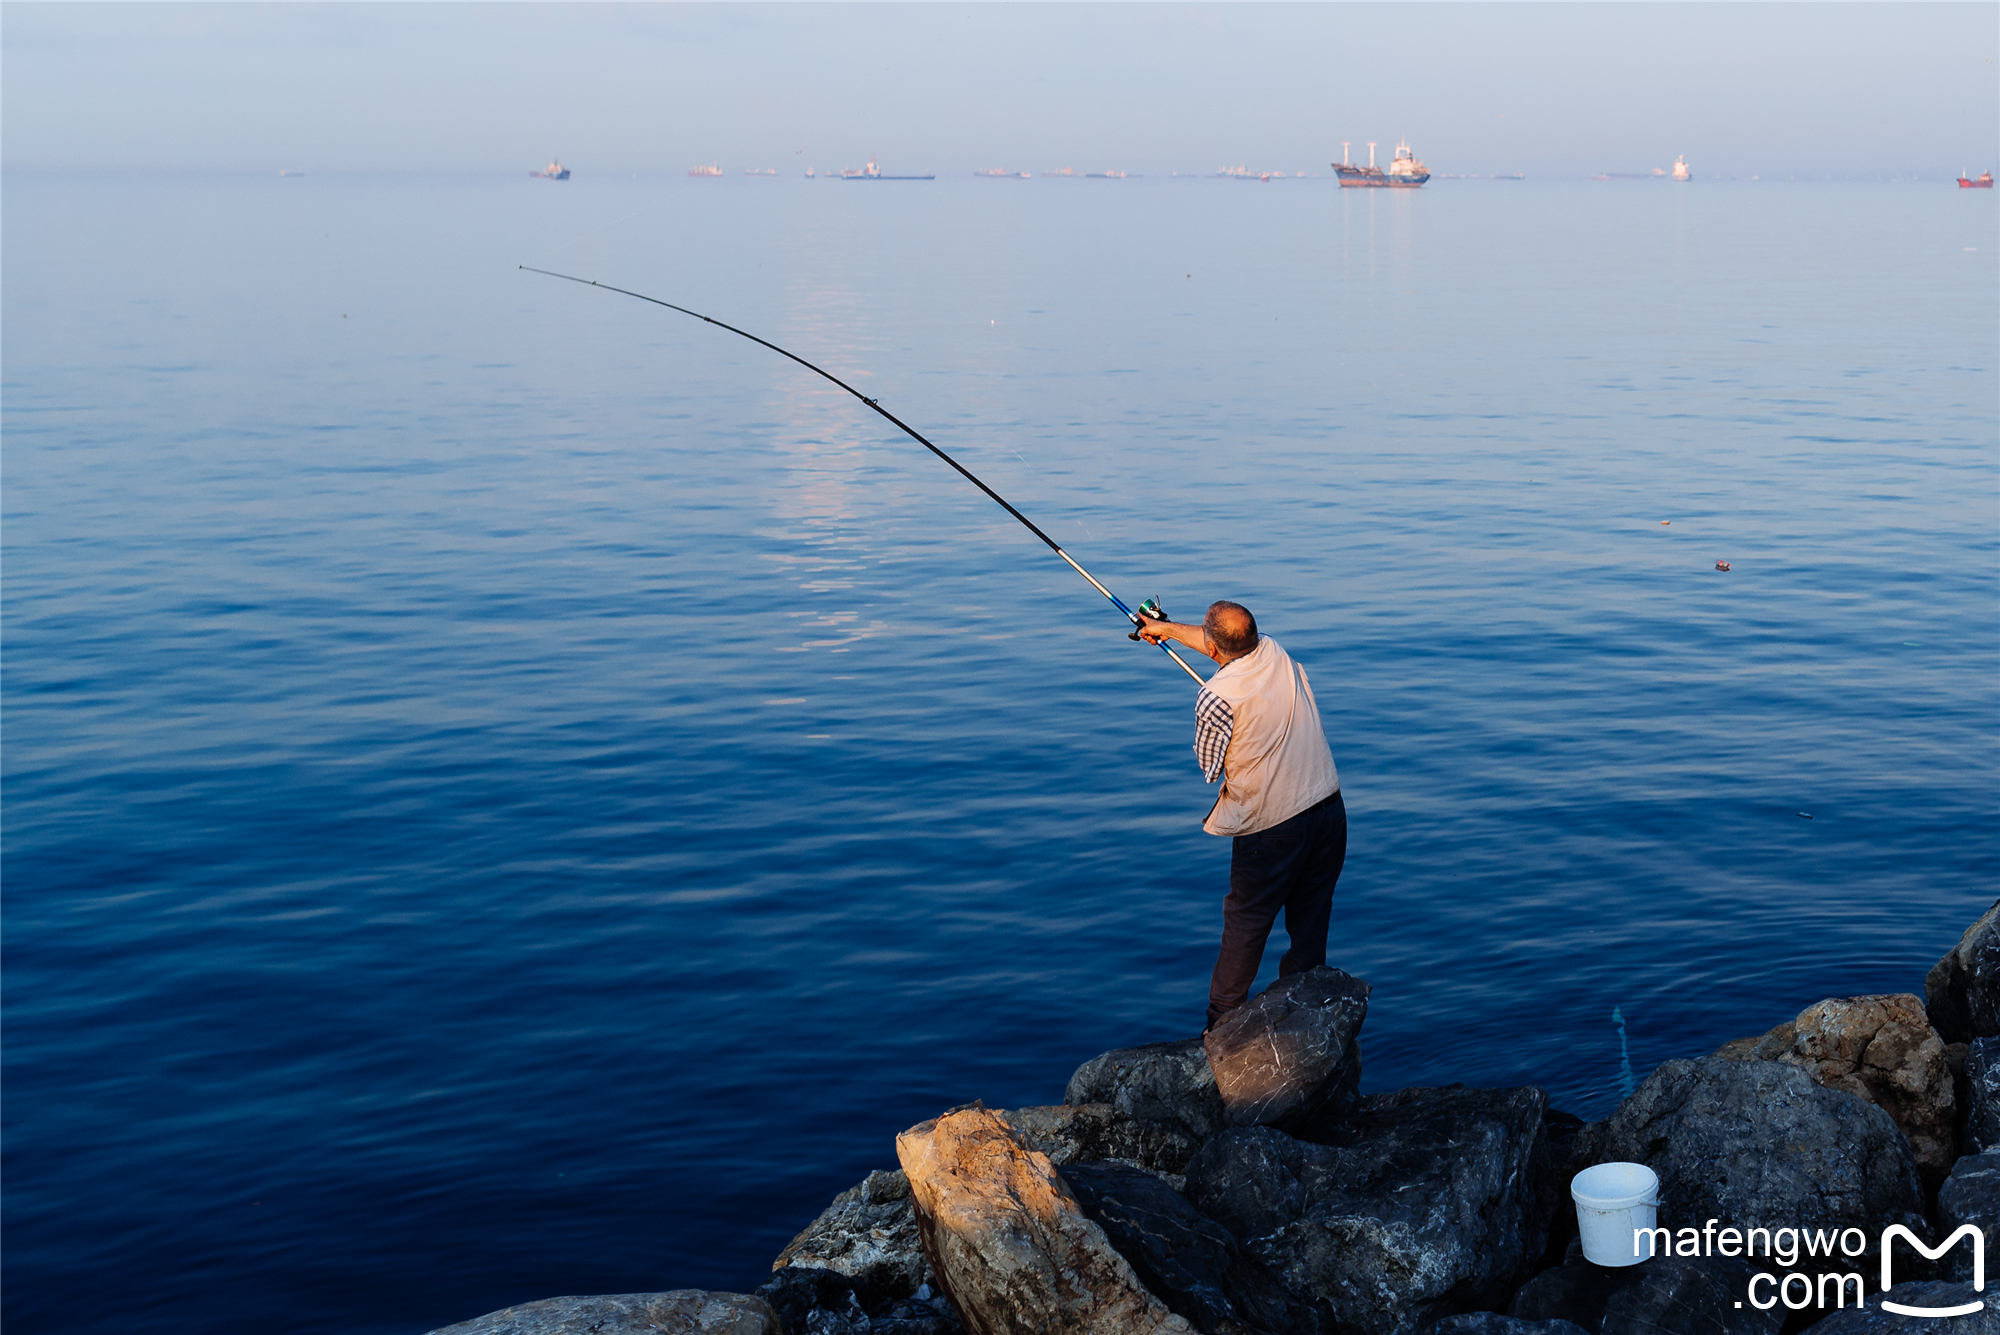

{"left": 4, "top": 3, "right": 1995, "bottom": 178}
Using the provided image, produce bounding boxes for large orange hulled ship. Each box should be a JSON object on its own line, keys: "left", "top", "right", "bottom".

{"left": 1959, "top": 171, "right": 1994, "bottom": 189}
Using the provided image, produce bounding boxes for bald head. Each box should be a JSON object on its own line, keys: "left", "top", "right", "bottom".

{"left": 1203, "top": 601, "right": 1259, "bottom": 662}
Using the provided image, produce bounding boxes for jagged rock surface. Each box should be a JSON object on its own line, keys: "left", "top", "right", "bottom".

{"left": 1927, "top": 900, "right": 2000, "bottom": 1044}
{"left": 773, "top": 1168, "right": 934, "bottom": 1300}
{"left": 1578, "top": 1056, "right": 1928, "bottom": 1243}
{"left": 1506, "top": 1241, "right": 1780, "bottom": 1335}
{"left": 1203, "top": 967, "right": 1370, "bottom": 1136}
{"left": 1966, "top": 1036, "right": 2000, "bottom": 1154}
{"left": 1066, "top": 1037, "right": 1227, "bottom": 1143}
{"left": 1002, "top": 1103, "right": 1203, "bottom": 1177}
{"left": 1062, "top": 1159, "right": 1316, "bottom": 1335}
{"left": 1183, "top": 1084, "right": 1553, "bottom": 1335}
{"left": 1794, "top": 993, "right": 1962, "bottom": 1188}
{"left": 425, "top": 1291, "right": 780, "bottom": 1335}
{"left": 1936, "top": 1150, "right": 2000, "bottom": 1282}
{"left": 1808, "top": 1281, "right": 2000, "bottom": 1332}
{"left": 1712, "top": 998, "right": 1956, "bottom": 1176}
{"left": 1431, "top": 1316, "right": 1591, "bottom": 1335}
{"left": 895, "top": 1105, "right": 1195, "bottom": 1335}
{"left": 1715, "top": 994, "right": 1957, "bottom": 1186}
{"left": 763, "top": 1106, "right": 1199, "bottom": 1333}
{"left": 755, "top": 1266, "right": 963, "bottom": 1335}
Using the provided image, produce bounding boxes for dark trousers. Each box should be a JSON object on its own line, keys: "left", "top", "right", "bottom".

{"left": 1207, "top": 790, "right": 1348, "bottom": 1030}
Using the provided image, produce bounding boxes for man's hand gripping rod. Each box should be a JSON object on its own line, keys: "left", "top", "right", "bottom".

{"left": 520, "top": 266, "right": 1206, "bottom": 684}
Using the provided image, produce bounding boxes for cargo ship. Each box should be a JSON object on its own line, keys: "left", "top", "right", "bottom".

{"left": 688, "top": 164, "right": 723, "bottom": 178}
{"left": 1334, "top": 140, "right": 1429, "bottom": 188}
{"left": 1673, "top": 155, "right": 1691, "bottom": 181}
{"left": 531, "top": 160, "right": 571, "bottom": 180}
{"left": 1960, "top": 171, "right": 1994, "bottom": 189}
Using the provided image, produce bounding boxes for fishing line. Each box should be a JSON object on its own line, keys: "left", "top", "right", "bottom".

{"left": 520, "top": 265, "right": 1206, "bottom": 684}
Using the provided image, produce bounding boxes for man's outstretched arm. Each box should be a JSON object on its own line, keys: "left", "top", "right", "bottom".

{"left": 1133, "top": 616, "right": 1221, "bottom": 662}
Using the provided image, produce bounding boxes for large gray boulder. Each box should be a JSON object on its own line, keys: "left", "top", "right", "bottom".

{"left": 1203, "top": 968, "right": 1369, "bottom": 1136}
{"left": 1579, "top": 1056, "right": 1928, "bottom": 1243}
{"left": 1183, "top": 1084, "right": 1553, "bottom": 1335}
{"left": 1506, "top": 1241, "right": 1779, "bottom": 1335}
{"left": 895, "top": 1105, "right": 1195, "bottom": 1335}
{"left": 771, "top": 1168, "right": 933, "bottom": 1300}
{"left": 1002, "top": 1103, "right": 1203, "bottom": 1177}
{"left": 1066, "top": 1037, "right": 1227, "bottom": 1142}
{"left": 1966, "top": 1035, "right": 2000, "bottom": 1153}
{"left": 1808, "top": 1281, "right": 2000, "bottom": 1332}
{"left": 1927, "top": 900, "right": 2000, "bottom": 1044}
{"left": 1432, "top": 1317, "right": 1590, "bottom": 1335}
{"left": 425, "top": 1291, "right": 780, "bottom": 1335}
{"left": 1062, "top": 1160, "right": 1315, "bottom": 1335}
{"left": 1936, "top": 1150, "right": 2000, "bottom": 1282}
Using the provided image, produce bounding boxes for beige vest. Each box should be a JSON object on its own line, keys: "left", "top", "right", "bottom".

{"left": 1201, "top": 637, "right": 1340, "bottom": 837}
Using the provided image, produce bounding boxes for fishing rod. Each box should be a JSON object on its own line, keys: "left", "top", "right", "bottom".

{"left": 520, "top": 265, "right": 1206, "bottom": 684}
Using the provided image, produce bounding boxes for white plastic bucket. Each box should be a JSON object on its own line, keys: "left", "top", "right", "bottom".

{"left": 1571, "top": 1162, "right": 1660, "bottom": 1267}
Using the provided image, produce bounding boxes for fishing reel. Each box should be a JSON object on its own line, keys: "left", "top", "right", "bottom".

{"left": 1128, "top": 598, "right": 1168, "bottom": 641}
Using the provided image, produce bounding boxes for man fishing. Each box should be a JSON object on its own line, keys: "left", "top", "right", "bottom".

{"left": 522, "top": 272, "right": 1345, "bottom": 1030}
{"left": 1136, "top": 602, "right": 1346, "bottom": 1031}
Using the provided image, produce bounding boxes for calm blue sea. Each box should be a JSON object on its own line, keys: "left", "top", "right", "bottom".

{"left": 4, "top": 170, "right": 1995, "bottom": 1334}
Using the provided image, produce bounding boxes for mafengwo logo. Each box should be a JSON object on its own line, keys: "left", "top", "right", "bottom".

{"left": 1880, "top": 1227, "right": 1984, "bottom": 1318}
{"left": 1632, "top": 1222, "right": 1985, "bottom": 1317}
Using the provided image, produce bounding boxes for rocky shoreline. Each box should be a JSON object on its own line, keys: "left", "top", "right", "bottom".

{"left": 429, "top": 903, "right": 2000, "bottom": 1335}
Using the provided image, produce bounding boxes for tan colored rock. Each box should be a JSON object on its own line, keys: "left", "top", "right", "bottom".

{"left": 425, "top": 1290, "right": 779, "bottom": 1335}
{"left": 895, "top": 1106, "right": 1195, "bottom": 1335}
{"left": 1794, "top": 994, "right": 1957, "bottom": 1180}
{"left": 764, "top": 1110, "right": 1192, "bottom": 1322}
{"left": 1713, "top": 993, "right": 1957, "bottom": 1185}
